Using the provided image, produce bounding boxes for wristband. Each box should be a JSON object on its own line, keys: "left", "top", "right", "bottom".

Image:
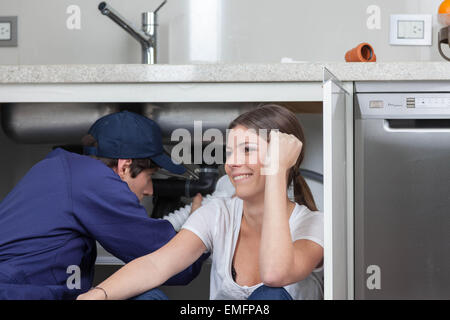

{"left": 91, "top": 286, "right": 108, "bottom": 300}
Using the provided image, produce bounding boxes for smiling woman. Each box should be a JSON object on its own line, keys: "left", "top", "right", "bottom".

{"left": 227, "top": 104, "right": 318, "bottom": 212}
{"left": 225, "top": 126, "right": 268, "bottom": 200}
{"left": 220, "top": 104, "right": 322, "bottom": 293}
{"left": 77, "top": 104, "right": 324, "bottom": 301}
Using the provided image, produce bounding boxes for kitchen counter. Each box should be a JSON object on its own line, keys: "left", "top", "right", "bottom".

{"left": 1, "top": 62, "right": 450, "bottom": 83}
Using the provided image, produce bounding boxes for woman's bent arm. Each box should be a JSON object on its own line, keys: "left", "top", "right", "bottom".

{"left": 77, "top": 229, "right": 207, "bottom": 300}
{"left": 261, "top": 171, "right": 323, "bottom": 287}
{"left": 259, "top": 132, "right": 323, "bottom": 287}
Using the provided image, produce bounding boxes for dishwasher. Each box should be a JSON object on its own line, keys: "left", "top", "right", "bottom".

{"left": 354, "top": 82, "right": 450, "bottom": 299}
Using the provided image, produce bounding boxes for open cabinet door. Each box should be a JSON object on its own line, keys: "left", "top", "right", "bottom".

{"left": 323, "top": 68, "right": 350, "bottom": 299}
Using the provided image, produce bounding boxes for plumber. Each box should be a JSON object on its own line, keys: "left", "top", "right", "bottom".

{"left": 0, "top": 111, "right": 208, "bottom": 300}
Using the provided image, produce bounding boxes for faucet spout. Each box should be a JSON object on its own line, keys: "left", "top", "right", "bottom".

{"left": 98, "top": 2, "right": 156, "bottom": 64}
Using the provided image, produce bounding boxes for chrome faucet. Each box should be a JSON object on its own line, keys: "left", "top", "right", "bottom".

{"left": 98, "top": 1, "right": 167, "bottom": 64}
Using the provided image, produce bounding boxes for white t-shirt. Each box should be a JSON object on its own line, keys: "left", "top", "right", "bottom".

{"left": 182, "top": 197, "right": 324, "bottom": 300}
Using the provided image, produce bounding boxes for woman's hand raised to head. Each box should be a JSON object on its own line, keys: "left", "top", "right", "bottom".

{"left": 265, "top": 130, "right": 303, "bottom": 176}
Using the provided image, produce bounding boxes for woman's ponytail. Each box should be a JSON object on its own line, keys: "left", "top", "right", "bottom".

{"left": 289, "top": 169, "right": 318, "bottom": 212}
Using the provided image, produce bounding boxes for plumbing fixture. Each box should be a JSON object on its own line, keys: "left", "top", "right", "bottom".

{"left": 98, "top": 1, "right": 167, "bottom": 64}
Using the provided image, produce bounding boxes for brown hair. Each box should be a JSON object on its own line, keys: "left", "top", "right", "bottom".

{"left": 228, "top": 103, "right": 318, "bottom": 211}
{"left": 81, "top": 134, "right": 158, "bottom": 178}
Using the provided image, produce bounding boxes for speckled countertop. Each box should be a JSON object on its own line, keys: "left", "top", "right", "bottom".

{"left": 0, "top": 62, "right": 449, "bottom": 83}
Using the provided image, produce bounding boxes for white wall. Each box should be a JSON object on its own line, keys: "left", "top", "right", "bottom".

{"left": 0, "top": 0, "right": 446, "bottom": 65}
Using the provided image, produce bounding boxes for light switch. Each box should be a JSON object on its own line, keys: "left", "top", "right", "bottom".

{"left": 390, "top": 14, "right": 432, "bottom": 46}
{"left": 398, "top": 21, "right": 424, "bottom": 39}
{"left": 0, "top": 16, "right": 17, "bottom": 47}
{"left": 0, "top": 22, "right": 11, "bottom": 40}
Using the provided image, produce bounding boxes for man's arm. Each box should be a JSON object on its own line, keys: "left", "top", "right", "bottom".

{"left": 162, "top": 193, "right": 202, "bottom": 232}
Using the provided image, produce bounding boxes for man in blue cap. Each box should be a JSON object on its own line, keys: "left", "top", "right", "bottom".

{"left": 0, "top": 111, "right": 207, "bottom": 300}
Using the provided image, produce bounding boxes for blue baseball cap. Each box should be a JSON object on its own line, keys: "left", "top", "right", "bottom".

{"left": 84, "top": 111, "right": 185, "bottom": 175}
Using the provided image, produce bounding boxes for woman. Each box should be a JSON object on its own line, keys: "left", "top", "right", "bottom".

{"left": 78, "top": 104, "right": 324, "bottom": 300}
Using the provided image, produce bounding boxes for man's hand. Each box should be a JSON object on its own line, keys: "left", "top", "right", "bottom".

{"left": 190, "top": 193, "right": 202, "bottom": 215}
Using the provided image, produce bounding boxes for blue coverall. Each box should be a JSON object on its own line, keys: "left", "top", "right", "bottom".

{"left": 0, "top": 148, "right": 206, "bottom": 299}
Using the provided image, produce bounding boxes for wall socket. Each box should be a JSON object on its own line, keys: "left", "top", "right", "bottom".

{"left": 0, "top": 16, "right": 17, "bottom": 47}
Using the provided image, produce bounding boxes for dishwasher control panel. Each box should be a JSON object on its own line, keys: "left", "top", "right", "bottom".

{"left": 413, "top": 97, "right": 450, "bottom": 109}
{"left": 357, "top": 93, "right": 450, "bottom": 119}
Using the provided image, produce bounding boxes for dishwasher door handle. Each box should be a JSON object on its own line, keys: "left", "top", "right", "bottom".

{"left": 384, "top": 119, "right": 450, "bottom": 132}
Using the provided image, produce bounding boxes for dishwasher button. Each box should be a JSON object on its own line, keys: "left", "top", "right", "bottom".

{"left": 406, "top": 97, "right": 415, "bottom": 108}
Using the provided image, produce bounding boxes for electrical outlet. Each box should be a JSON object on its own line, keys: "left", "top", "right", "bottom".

{"left": 0, "top": 16, "right": 17, "bottom": 47}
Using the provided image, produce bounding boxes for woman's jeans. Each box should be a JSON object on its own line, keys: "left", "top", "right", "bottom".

{"left": 131, "top": 285, "right": 293, "bottom": 300}
{"left": 247, "top": 285, "right": 293, "bottom": 300}
{"left": 131, "top": 288, "right": 169, "bottom": 300}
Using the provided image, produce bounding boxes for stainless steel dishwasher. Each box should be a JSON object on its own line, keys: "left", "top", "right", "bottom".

{"left": 354, "top": 82, "right": 450, "bottom": 299}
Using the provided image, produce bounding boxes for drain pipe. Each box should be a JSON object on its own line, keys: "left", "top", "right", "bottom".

{"left": 153, "top": 166, "right": 219, "bottom": 198}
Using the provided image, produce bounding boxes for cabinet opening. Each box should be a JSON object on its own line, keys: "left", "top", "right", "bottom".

{"left": 0, "top": 100, "right": 324, "bottom": 299}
